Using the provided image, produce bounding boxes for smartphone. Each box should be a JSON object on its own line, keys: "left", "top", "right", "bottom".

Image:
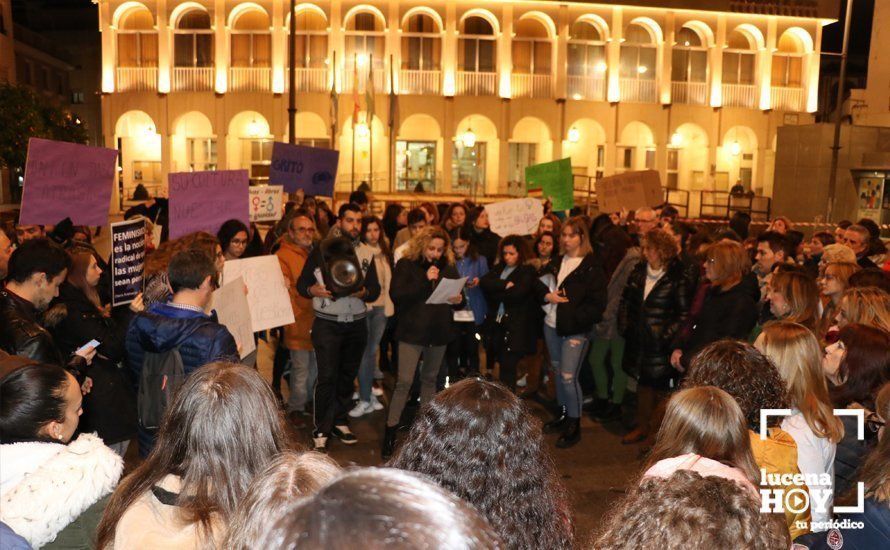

{"left": 76, "top": 339, "right": 101, "bottom": 354}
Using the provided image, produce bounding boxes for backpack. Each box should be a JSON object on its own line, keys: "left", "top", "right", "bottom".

{"left": 137, "top": 347, "right": 185, "bottom": 431}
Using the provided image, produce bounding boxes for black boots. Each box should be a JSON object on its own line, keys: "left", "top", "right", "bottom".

{"left": 381, "top": 425, "right": 398, "bottom": 460}
{"left": 543, "top": 406, "right": 568, "bottom": 434}
{"left": 556, "top": 417, "right": 581, "bottom": 448}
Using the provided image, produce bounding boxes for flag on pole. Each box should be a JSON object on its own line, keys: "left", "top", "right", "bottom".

{"left": 388, "top": 55, "right": 398, "bottom": 131}
{"left": 330, "top": 51, "right": 338, "bottom": 146}
{"left": 365, "top": 54, "right": 375, "bottom": 124}
{"left": 352, "top": 54, "right": 360, "bottom": 125}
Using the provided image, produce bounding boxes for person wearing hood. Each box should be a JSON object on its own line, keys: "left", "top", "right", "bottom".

{"left": 125, "top": 249, "right": 238, "bottom": 457}
{"left": 0, "top": 363, "right": 123, "bottom": 549}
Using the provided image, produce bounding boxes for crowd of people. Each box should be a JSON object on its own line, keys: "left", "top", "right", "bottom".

{"left": 0, "top": 192, "right": 889, "bottom": 548}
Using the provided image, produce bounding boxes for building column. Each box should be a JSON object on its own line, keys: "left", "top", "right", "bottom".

{"left": 710, "top": 15, "right": 726, "bottom": 107}
{"left": 554, "top": 4, "right": 568, "bottom": 100}
{"left": 496, "top": 99, "right": 510, "bottom": 194}
{"left": 214, "top": 0, "right": 227, "bottom": 93}
{"left": 805, "top": 25, "right": 821, "bottom": 113}
{"left": 607, "top": 7, "right": 622, "bottom": 102}
{"left": 442, "top": 3, "right": 457, "bottom": 97}
{"left": 660, "top": 11, "right": 674, "bottom": 105}
{"left": 271, "top": 0, "right": 285, "bottom": 94}
{"left": 157, "top": 0, "right": 171, "bottom": 93}
{"left": 759, "top": 18, "right": 776, "bottom": 110}
{"left": 498, "top": 6, "right": 513, "bottom": 99}
{"left": 442, "top": 98, "right": 454, "bottom": 191}
{"left": 330, "top": 1, "right": 343, "bottom": 94}
{"left": 386, "top": 0, "right": 399, "bottom": 94}
{"left": 99, "top": 1, "right": 114, "bottom": 93}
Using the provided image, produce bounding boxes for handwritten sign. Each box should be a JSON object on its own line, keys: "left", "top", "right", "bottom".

{"left": 168, "top": 170, "right": 249, "bottom": 239}
{"left": 485, "top": 198, "right": 544, "bottom": 236}
{"left": 525, "top": 158, "right": 574, "bottom": 212}
{"left": 249, "top": 185, "right": 284, "bottom": 223}
{"left": 19, "top": 138, "right": 118, "bottom": 226}
{"left": 211, "top": 276, "right": 256, "bottom": 359}
{"left": 222, "top": 255, "right": 295, "bottom": 332}
{"left": 110, "top": 218, "right": 146, "bottom": 307}
{"left": 596, "top": 170, "right": 663, "bottom": 214}
{"left": 269, "top": 142, "right": 339, "bottom": 196}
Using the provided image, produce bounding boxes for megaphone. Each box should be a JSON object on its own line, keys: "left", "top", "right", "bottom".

{"left": 319, "top": 237, "right": 365, "bottom": 298}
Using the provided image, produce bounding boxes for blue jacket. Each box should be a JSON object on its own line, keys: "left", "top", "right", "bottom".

{"left": 456, "top": 255, "right": 489, "bottom": 326}
{"left": 795, "top": 498, "right": 890, "bottom": 549}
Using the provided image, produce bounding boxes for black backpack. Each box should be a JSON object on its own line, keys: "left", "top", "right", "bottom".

{"left": 137, "top": 347, "right": 185, "bottom": 431}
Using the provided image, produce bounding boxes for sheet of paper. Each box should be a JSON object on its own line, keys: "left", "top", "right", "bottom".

{"left": 211, "top": 276, "right": 256, "bottom": 360}
{"left": 426, "top": 277, "right": 468, "bottom": 305}
{"left": 223, "top": 256, "right": 296, "bottom": 332}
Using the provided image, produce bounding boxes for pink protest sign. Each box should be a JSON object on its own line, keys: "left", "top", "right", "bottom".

{"left": 168, "top": 170, "right": 249, "bottom": 239}
{"left": 19, "top": 138, "right": 118, "bottom": 226}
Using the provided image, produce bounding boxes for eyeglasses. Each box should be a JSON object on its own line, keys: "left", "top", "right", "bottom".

{"left": 294, "top": 227, "right": 314, "bottom": 233}
{"left": 866, "top": 413, "right": 885, "bottom": 434}
{"left": 230, "top": 239, "right": 248, "bottom": 246}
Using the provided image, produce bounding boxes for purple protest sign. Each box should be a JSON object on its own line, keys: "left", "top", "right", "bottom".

{"left": 168, "top": 170, "right": 249, "bottom": 239}
{"left": 19, "top": 138, "right": 118, "bottom": 226}
{"left": 269, "top": 142, "right": 339, "bottom": 196}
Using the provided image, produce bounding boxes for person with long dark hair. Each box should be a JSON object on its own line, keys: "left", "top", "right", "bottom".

{"left": 96, "top": 363, "right": 293, "bottom": 549}
{"left": 389, "top": 378, "right": 573, "bottom": 549}
{"left": 381, "top": 203, "right": 407, "bottom": 245}
{"left": 467, "top": 206, "right": 501, "bottom": 268}
{"left": 217, "top": 219, "right": 251, "bottom": 262}
{"left": 383, "top": 226, "right": 463, "bottom": 459}
{"left": 520, "top": 231, "right": 558, "bottom": 399}
{"left": 539, "top": 217, "right": 607, "bottom": 448}
{"left": 444, "top": 226, "right": 488, "bottom": 382}
{"left": 480, "top": 235, "right": 536, "bottom": 391}
{"left": 441, "top": 203, "right": 468, "bottom": 231}
{"left": 1, "top": 363, "right": 123, "bottom": 548}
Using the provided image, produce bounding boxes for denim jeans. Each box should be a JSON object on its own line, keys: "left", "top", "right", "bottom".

{"left": 358, "top": 306, "right": 387, "bottom": 402}
{"left": 287, "top": 349, "right": 318, "bottom": 413}
{"left": 543, "top": 325, "right": 589, "bottom": 418}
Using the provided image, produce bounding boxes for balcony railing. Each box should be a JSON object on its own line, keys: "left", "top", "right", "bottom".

{"left": 619, "top": 78, "right": 657, "bottom": 103}
{"left": 116, "top": 67, "right": 157, "bottom": 92}
{"left": 770, "top": 86, "right": 805, "bottom": 112}
{"left": 229, "top": 67, "right": 271, "bottom": 92}
{"left": 671, "top": 81, "right": 708, "bottom": 105}
{"left": 567, "top": 75, "right": 606, "bottom": 101}
{"left": 344, "top": 66, "right": 386, "bottom": 93}
{"left": 287, "top": 68, "right": 329, "bottom": 92}
{"left": 456, "top": 71, "right": 497, "bottom": 96}
{"left": 511, "top": 73, "right": 551, "bottom": 99}
{"left": 173, "top": 67, "right": 213, "bottom": 91}
{"left": 721, "top": 83, "right": 757, "bottom": 108}
{"left": 399, "top": 69, "right": 441, "bottom": 95}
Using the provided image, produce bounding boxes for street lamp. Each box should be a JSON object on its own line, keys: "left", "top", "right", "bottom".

{"left": 729, "top": 140, "right": 741, "bottom": 156}
{"left": 461, "top": 127, "right": 477, "bottom": 148}
{"left": 568, "top": 127, "right": 580, "bottom": 144}
{"left": 670, "top": 132, "right": 683, "bottom": 147}
{"left": 356, "top": 121, "right": 370, "bottom": 139}
{"left": 247, "top": 119, "right": 262, "bottom": 138}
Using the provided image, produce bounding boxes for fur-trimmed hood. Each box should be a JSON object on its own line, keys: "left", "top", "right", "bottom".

{"left": 0, "top": 433, "right": 123, "bottom": 548}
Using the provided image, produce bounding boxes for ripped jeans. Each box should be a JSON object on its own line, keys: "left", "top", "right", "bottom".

{"left": 543, "top": 325, "right": 589, "bottom": 418}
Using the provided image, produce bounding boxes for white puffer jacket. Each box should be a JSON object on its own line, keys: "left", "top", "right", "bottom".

{"left": 0, "top": 433, "right": 123, "bottom": 548}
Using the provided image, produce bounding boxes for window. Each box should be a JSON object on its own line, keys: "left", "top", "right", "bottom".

{"left": 671, "top": 27, "right": 707, "bottom": 83}
{"left": 231, "top": 10, "right": 271, "bottom": 68}
{"left": 401, "top": 14, "right": 441, "bottom": 71}
{"left": 187, "top": 138, "right": 217, "bottom": 172}
{"left": 292, "top": 9, "right": 328, "bottom": 69}
{"left": 722, "top": 30, "right": 755, "bottom": 85}
{"left": 345, "top": 12, "right": 385, "bottom": 69}
{"left": 174, "top": 10, "right": 213, "bottom": 68}
{"left": 71, "top": 91, "right": 85, "bottom": 104}
{"left": 452, "top": 141, "right": 486, "bottom": 193}
{"left": 620, "top": 23, "right": 657, "bottom": 80}
{"left": 296, "top": 138, "right": 330, "bottom": 148}
{"left": 512, "top": 19, "right": 550, "bottom": 75}
{"left": 117, "top": 7, "right": 157, "bottom": 67}
{"left": 667, "top": 149, "right": 679, "bottom": 189}
{"left": 568, "top": 21, "right": 606, "bottom": 77}
{"left": 396, "top": 141, "right": 437, "bottom": 191}
{"left": 772, "top": 32, "right": 803, "bottom": 87}
{"left": 459, "top": 16, "right": 496, "bottom": 72}
{"left": 241, "top": 139, "right": 272, "bottom": 184}
{"left": 508, "top": 143, "right": 537, "bottom": 195}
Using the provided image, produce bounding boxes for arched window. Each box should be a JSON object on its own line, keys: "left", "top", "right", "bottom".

{"left": 459, "top": 16, "right": 496, "bottom": 73}
{"left": 345, "top": 10, "right": 385, "bottom": 70}
{"left": 231, "top": 9, "right": 270, "bottom": 68}
{"left": 671, "top": 27, "right": 707, "bottom": 83}
{"left": 568, "top": 20, "right": 606, "bottom": 77}
{"left": 174, "top": 9, "right": 213, "bottom": 68}
{"left": 619, "top": 23, "right": 656, "bottom": 80}
{"left": 722, "top": 29, "right": 755, "bottom": 85}
{"left": 401, "top": 13, "right": 440, "bottom": 71}
{"left": 117, "top": 6, "right": 157, "bottom": 68}
{"left": 512, "top": 18, "right": 550, "bottom": 75}
{"left": 292, "top": 8, "right": 327, "bottom": 69}
{"left": 772, "top": 32, "right": 803, "bottom": 87}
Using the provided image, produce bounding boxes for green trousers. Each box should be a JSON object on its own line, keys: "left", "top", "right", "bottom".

{"left": 589, "top": 336, "right": 628, "bottom": 404}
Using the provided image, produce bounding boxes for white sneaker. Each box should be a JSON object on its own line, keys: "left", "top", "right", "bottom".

{"left": 371, "top": 381, "right": 384, "bottom": 397}
{"left": 352, "top": 391, "right": 359, "bottom": 400}
{"left": 312, "top": 434, "right": 328, "bottom": 452}
{"left": 517, "top": 374, "right": 528, "bottom": 388}
{"left": 369, "top": 394, "right": 384, "bottom": 411}
{"left": 349, "top": 401, "right": 372, "bottom": 418}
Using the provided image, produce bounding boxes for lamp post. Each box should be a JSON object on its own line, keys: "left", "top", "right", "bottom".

{"left": 826, "top": 0, "right": 854, "bottom": 222}
{"left": 287, "top": 0, "right": 296, "bottom": 144}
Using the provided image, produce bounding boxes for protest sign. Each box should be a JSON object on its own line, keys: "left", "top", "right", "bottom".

{"left": 249, "top": 185, "right": 284, "bottom": 223}
{"left": 211, "top": 276, "right": 256, "bottom": 359}
{"left": 269, "top": 142, "right": 339, "bottom": 196}
{"left": 110, "top": 218, "right": 146, "bottom": 307}
{"left": 485, "top": 197, "right": 544, "bottom": 236}
{"left": 19, "top": 138, "right": 118, "bottom": 226}
{"left": 222, "top": 255, "right": 295, "bottom": 332}
{"left": 595, "top": 170, "right": 663, "bottom": 214}
{"left": 168, "top": 170, "right": 249, "bottom": 239}
{"left": 525, "top": 158, "right": 574, "bottom": 211}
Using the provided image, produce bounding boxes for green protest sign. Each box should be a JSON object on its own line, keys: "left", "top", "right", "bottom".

{"left": 525, "top": 158, "right": 574, "bottom": 211}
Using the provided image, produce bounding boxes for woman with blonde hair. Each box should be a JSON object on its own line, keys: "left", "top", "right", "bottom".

{"left": 224, "top": 451, "right": 341, "bottom": 549}
{"left": 755, "top": 321, "right": 844, "bottom": 527}
{"left": 384, "top": 226, "right": 464, "bottom": 458}
{"left": 817, "top": 261, "right": 859, "bottom": 338}
{"left": 836, "top": 286, "right": 890, "bottom": 333}
{"left": 768, "top": 216, "right": 793, "bottom": 235}
{"left": 763, "top": 270, "right": 820, "bottom": 332}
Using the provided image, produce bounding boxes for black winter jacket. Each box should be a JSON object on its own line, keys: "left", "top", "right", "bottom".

{"left": 537, "top": 253, "right": 607, "bottom": 337}
{"left": 618, "top": 258, "right": 694, "bottom": 387}
{"left": 390, "top": 257, "right": 464, "bottom": 347}
{"left": 480, "top": 264, "right": 538, "bottom": 356}
{"left": 470, "top": 227, "right": 501, "bottom": 268}
{"left": 681, "top": 275, "right": 759, "bottom": 364}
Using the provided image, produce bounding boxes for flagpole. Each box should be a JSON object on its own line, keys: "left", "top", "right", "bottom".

{"left": 330, "top": 51, "right": 338, "bottom": 151}
{"left": 389, "top": 54, "right": 396, "bottom": 193}
{"left": 352, "top": 53, "right": 356, "bottom": 191}
{"left": 287, "top": 0, "right": 296, "bottom": 145}
{"left": 369, "top": 54, "right": 374, "bottom": 191}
